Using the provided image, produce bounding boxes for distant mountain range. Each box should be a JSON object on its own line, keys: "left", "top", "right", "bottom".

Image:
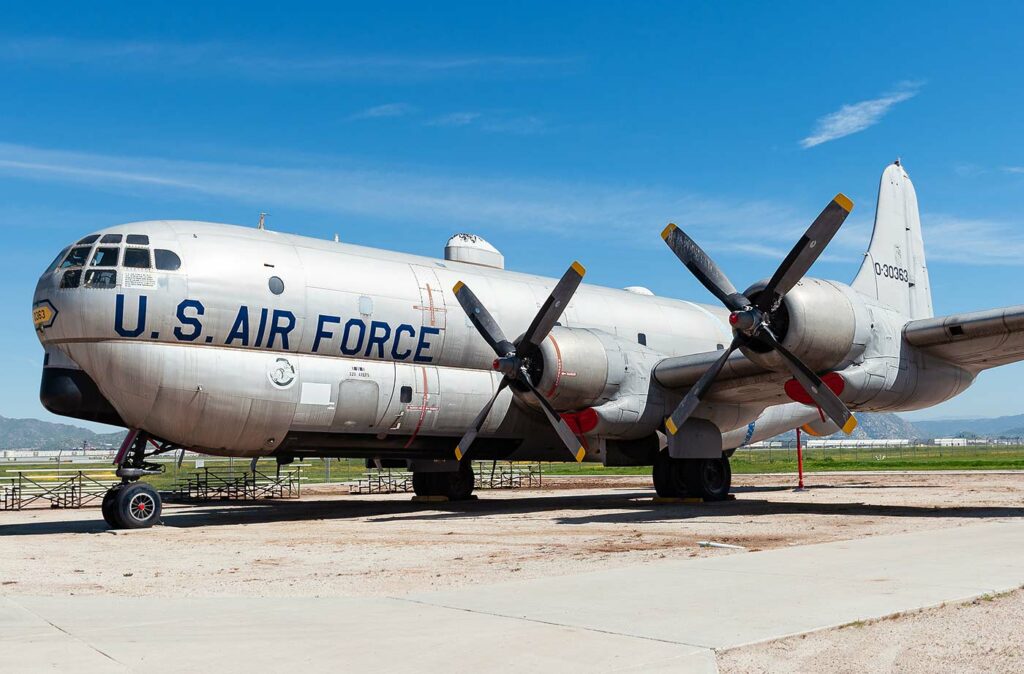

{"left": 772, "top": 412, "right": 924, "bottom": 441}
{"left": 907, "top": 414, "right": 1024, "bottom": 439}
{"left": 0, "top": 415, "right": 126, "bottom": 450}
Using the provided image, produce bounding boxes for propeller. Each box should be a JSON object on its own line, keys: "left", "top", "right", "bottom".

{"left": 451, "top": 262, "right": 588, "bottom": 463}
{"left": 661, "top": 194, "right": 858, "bottom": 437}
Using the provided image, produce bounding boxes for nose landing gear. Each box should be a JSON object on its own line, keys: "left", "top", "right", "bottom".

{"left": 102, "top": 430, "right": 177, "bottom": 529}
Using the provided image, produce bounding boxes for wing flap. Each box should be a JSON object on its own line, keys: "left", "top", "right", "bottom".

{"left": 904, "top": 304, "right": 1024, "bottom": 371}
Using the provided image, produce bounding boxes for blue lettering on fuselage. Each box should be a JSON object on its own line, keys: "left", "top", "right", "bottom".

{"left": 114, "top": 296, "right": 441, "bottom": 362}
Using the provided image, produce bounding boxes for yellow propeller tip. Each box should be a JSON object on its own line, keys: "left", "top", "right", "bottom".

{"left": 834, "top": 193, "right": 854, "bottom": 213}
{"left": 452, "top": 281, "right": 465, "bottom": 293}
{"left": 454, "top": 447, "right": 463, "bottom": 461}
{"left": 664, "top": 417, "right": 678, "bottom": 435}
{"left": 571, "top": 260, "right": 586, "bottom": 277}
{"left": 841, "top": 416, "right": 858, "bottom": 435}
{"left": 660, "top": 223, "right": 678, "bottom": 240}
{"left": 574, "top": 447, "right": 586, "bottom": 463}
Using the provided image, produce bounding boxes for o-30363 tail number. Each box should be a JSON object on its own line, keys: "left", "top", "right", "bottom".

{"left": 874, "top": 262, "right": 909, "bottom": 283}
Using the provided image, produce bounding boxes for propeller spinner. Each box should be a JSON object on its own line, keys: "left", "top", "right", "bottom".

{"left": 451, "top": 262, "right": 588, "bottom": 463}
{"left": 661, "top": 194, "right": 858, "bottom": 437}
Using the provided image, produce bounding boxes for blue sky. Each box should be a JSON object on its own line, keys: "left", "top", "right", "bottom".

{"left": 2, "top": 1, "right": 1023, "bottom": 429}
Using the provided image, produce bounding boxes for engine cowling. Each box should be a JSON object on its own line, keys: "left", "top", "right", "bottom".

{"left": 742, "top": 278, "right": 869, "bottom": 373}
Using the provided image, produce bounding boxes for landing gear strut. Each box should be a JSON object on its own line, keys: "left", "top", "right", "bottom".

{"left": 412, "top": 463, "right": 475, "bottom": 500}
{"left": 102, "top": 430, "right": 176, "bottom": 529}
{"left": 652, "top": 452, "right": 731, "bottom": 501}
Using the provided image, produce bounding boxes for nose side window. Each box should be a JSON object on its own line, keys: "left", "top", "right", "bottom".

{"left": 154, "top": 249, "right": 181, "bottom": 271}
{"left": 60, "top": 269, "right": 82, "bottom": 288}
{"left": 84, "top": 269, "right": 117, "bottom": 289}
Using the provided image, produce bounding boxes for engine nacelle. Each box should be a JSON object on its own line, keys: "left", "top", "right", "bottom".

{"left": 742, "top": 278, "right": 870, "bottom": 373}
{"left": 528, "top": 326, "right": 662, "bottom": 413}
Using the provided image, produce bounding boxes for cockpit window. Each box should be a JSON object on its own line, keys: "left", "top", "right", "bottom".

{"left": 84, "top": 269, "right": 117, "bottom": 289}
{"left": 100, "top": 233, "right": 123, "bottom": 244}
{"left": 123, "top": 248, "right": 151, "bottom": 269}
{"left": 77, "top": 234, "right": 100, "bottom": 245}
{"left": 61, "top": 246, "right": 92, "bottom": 268}
{"left": 154, "top": 249, "right": 181, "bottom": 271}
{"left": 45, "top": 246, "right": 71, "bottom": 274}
{"left": 90, "top": 247, "right": 120, "bottom": 267}
{"left": 60, "top": 269, "right": 82, "bottom": 288}
{"left": 126, "top": 234, "right": 149, "bottom": 245}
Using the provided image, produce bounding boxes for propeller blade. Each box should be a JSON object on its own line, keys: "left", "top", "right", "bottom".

{"left": 519, "top": 261, "right": 586, "bottom": 352}
{"left": 453, "top": 281, "right": 516, "bottom": 357}
{"left": 453, "top": 379, "right": 509, "bottom": 461}
{"left": 664, "top": 339, "right": 739, "bottom": 435}
{"left": 662, "top": 224, "right": 748, "bottom": 312}
{"left": 521, "top": 379, "right": 587, "bottom": 463}
{"left": 755, "top": 194, "right": 853, "bottom": 312}
{"left": 758, "top": 328, "right": 857, "bottom": 434}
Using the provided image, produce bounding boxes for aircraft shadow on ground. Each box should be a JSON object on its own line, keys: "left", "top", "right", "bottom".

{"left": 3, "top": 485, "right": 1024, "bottom": 536}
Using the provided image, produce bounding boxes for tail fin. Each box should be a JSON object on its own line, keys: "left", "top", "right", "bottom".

{"left": 851, "top": 161, "right": 933, "bottom": 319}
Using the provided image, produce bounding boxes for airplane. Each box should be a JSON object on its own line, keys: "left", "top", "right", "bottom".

{"left": 31, "top": 160, "right": 1024, "bottom": 529}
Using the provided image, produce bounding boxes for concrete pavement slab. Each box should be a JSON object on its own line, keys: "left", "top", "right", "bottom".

{"left": 406, "top": 519, "right": 1024, "bottom": 648}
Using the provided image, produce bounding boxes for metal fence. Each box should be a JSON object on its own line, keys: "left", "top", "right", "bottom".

{"left": 734, "top": 443, "right": 1024, "bottom": 466}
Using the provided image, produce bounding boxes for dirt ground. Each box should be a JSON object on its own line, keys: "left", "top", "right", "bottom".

{"left": 2, "top": 471, "right": 1023, "bottom": 672}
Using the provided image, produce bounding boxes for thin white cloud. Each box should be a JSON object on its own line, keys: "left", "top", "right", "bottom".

{"left": 3, "top": 141, "right": 1014, "bottom": 266}
{"left": 1003, "top": 166, "right": 1024, "bottom": 174}
{"left": 0, "top": 142, "right": 802, "bottom": 253}
{"left": 0, "top": 36, "right": 575, "bottom": 81}
{"left": 346, "top": 103, "right": 414, "bottom": 121}
{"left": 427, "top": 112, "right": 482, "bottom": 127}
{"left": 801, "top": 82, "right": 923, "bottom": 149}
{"left": 426, "top": 111, "right": 547, "bottom": 135}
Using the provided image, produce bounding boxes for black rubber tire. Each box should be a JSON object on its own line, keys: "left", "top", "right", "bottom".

{"left": 412, "top": 472, "right": 438, "bottom": 497}
{"left": 112, "top": 482, "right": 162, "bottom": 529}
{"left": 447, "top": 464, "right": 475, "bottom": 501}
{"left": 101, "top": 486, "right": 122, "bottom": 528}
{"left": 652, "top": 452, "right": 688, "bottom": 497}
{"left": 683, "top": 456, "right": 732, "bottom": 501}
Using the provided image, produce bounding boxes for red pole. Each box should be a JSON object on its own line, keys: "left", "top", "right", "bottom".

{"left": 796, "top": 427, "right": 805, "bottom": 490}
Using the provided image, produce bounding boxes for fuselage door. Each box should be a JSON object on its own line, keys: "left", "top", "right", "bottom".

{"left": 410, "top": 264, "right": 447, "bottom": 356}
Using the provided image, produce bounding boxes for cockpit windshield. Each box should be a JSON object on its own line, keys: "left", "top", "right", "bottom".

{"left": 49, "top": 234, "right": 182, "bottom": 290}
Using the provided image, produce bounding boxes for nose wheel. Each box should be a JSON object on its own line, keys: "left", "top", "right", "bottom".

{"left": 102, "top": 482, "right": 162, "bottom": 529}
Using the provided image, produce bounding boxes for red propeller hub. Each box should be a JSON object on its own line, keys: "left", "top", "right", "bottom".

{"left": 728, "top": 312, "right": 739, "bottom": 326}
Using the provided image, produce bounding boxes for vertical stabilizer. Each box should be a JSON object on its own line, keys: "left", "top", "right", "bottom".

{"left": 851, "top": 161, "right": 933, "bottom": 319}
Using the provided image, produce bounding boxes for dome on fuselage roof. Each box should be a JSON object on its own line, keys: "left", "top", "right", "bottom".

{"left": 444, "top": 233, "right": 505, "bottom": 269}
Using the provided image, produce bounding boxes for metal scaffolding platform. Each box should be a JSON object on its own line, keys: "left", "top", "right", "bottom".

{"left": 345, "top": 462, "right": 542, "bottom": 495}
{"left": 0, "top": 468, "right": 119, "bottom": 510}
{"left": 170, "top": 466, "right": 304, "bottom": 501}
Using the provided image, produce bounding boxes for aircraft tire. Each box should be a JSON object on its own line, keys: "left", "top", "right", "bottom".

{"left": 412, "top": 472, "right": 440, "bottom": 497}
{"left": 101, "top": 486, "right": 123, "bottom": 528}
{"left": 447, "top": 464, "right": 475, "bottom": 501}
{"left": 682, "top": 456, "right": 732, "bottom": 501}
{"left": 112, "top": 482, "right": 162, "bottom": 529}
{"left": 652, "top": 452, "right": 687, "bottom": 497}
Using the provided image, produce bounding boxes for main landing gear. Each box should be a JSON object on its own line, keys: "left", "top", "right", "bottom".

{"left": 102, "top": 430, "right": 175, "bottom": 529}
{"left": 412, "top": 463, "right": 476, "bottom": 501}
{"left": 652, "top": 452, "right": 732, "bottom": 501}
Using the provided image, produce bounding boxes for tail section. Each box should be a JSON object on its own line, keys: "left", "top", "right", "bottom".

{"left": 851, "top": 161, "right": 933, "bottom": 319}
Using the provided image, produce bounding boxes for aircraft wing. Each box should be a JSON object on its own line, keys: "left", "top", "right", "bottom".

{"left": 652, "top": 348, "right": 792, "bottom": 404}
{"left": 903, "top": 304, "right": 1024, "bottom": 372}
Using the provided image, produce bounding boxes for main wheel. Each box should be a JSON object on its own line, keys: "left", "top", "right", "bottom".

{"left": 101, "top": 486, "right": 123, "bottom": 528}
{"left": 112, "top": 482, "right": 162, "bottom": 529}
{"left": 652, "top": 452, "right": 688, "bottom": 497}
{"left": 447, "top": 464, "right": 475, "bottom": 501}
{"left": 412, "top": 472, "right": 441, "bottom": 497}
{"left": 683, "top": 456, "right": 732, "bottom": 501}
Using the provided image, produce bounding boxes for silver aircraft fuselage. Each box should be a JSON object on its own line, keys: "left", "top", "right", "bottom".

{"left": 34, "top": 220, "right": 749, "bottom": 460}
